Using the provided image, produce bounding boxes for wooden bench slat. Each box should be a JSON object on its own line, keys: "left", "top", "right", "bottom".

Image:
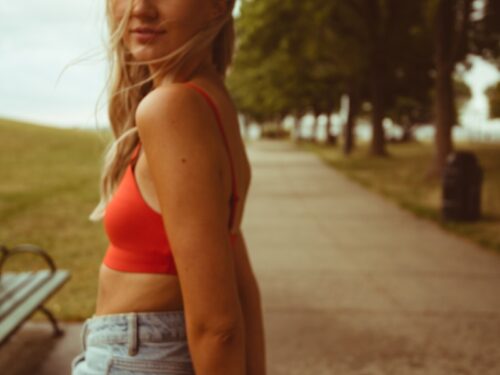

{"left": 0, "top": 272, "right": 33, "bottom": 289}
{"left": 0, "top": 273, "right": 32, "bottom": 295}
{"left": 0, "top": 273, "right": 22, "bottom": 284}
{"left": 0, "top": 271, "right": 53, "bottom": 320}
{"left": 0, "top": 270, "right": 70, "bottom": 345}
{"left": 0, "top": 272, "right": 35, "bottom": 303}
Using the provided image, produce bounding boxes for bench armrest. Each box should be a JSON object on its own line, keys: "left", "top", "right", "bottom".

{"left": 0, "top": 244, "right": 57, "bottom": 280}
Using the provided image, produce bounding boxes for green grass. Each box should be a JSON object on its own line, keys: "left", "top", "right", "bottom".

{"left": 0, "top": 117, "right": 112, "bottom": 322}
{"left": 294, "top": 138, "right": 500, "bottom": 255}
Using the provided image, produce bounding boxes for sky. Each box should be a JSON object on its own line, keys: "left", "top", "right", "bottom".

{"left": 0, "top": 0, "right": 110, "bottom": 128}
{"left": 461, "top": 56, "right": 500, "bottom": 126}
{"left": 0, "top": 0, "right": 243, "bottom": 129}
{"left": 0, "top": 0, "right": 498, "bottom": 130}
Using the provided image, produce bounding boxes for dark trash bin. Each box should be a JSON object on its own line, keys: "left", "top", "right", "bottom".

{"left": 441, "top": 151, "right": 483, "bottom": 221}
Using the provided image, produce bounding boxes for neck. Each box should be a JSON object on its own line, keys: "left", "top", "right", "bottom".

{"left": 150, "top": 52, "right": 219, "bottom": 88}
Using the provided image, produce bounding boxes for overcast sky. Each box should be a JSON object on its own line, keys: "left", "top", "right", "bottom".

{"left": 1, "top": 0, "right": 110, "bottom": 128}
{"left": 0, "top": 0, "right": 498, "bottom": 130}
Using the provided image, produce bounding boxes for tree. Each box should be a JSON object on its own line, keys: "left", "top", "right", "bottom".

{"left": 425, "top": 0, "right": 472, "bottom": 178}
{"left": 470, "top": 0, "right": 500, "bottom": 64}
{"left": 228, "top": 0, "right": 342, "bottom": 141}
{"left": 486, "top": 82, "right": 500, "bottom": 118}
{"left": 329, "top": 0, "right": 433, "bottom": 156}
{"left": 425, "top": 0, "right": 500, "bottom": 178}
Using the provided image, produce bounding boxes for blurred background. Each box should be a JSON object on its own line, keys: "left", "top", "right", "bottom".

{"left": 1, "top": 0, "right": 500, "bottom": 373}
{"left": 1, "top": 0, "right": 500, "bottom": 315}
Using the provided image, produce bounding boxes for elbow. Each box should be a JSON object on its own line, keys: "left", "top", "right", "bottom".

{"left": 190, "top": 320, "right": 245, "bottom": 347}
{"left": 189, "top": 310, "right": 244, "bottom": 338}
{"left": 207, "top": 324, "right": 245, "bottom": 346}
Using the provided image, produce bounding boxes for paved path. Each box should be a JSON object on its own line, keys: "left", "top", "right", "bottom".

{"left": 244, "top": 139, "right": 500, "bottom": 374}
{"left": 2, "top": 139, "right": 500, "bottom": 374}
{"left": 0, "top": 321, "right": 82, "bottom": 375}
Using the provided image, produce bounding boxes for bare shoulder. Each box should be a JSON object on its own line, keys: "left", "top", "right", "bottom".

{"left": 135, "top": 83, "right": 223, "bottom": 162}
{"left": 136, "top": 84, "right": 216, "bottom": 137}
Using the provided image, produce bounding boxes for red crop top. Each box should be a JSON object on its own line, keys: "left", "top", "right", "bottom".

{"left": 102, "top": 81, "right": 240, "bottom": 274}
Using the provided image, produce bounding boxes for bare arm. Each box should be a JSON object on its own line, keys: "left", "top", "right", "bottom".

{"left": 136, "top": 85, "right": 245, "bottom": 375}
{"left": 232, "top": 229, "right": 267, "bottom": 375}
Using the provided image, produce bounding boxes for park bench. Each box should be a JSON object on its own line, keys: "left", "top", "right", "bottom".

{"left": 0, "top": 243, "right": 71, "bottom": 346}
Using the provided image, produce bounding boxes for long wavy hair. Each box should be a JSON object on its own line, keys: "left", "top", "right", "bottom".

{"left": 87, "top": 0, "right": 236, "bottom": 222}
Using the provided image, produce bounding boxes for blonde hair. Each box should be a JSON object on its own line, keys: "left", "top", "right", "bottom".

{"left": 85, "top": 0, "right": 236, "bottom": 222}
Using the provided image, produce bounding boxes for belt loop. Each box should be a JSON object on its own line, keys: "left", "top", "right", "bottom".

{"left": 80, "top": 319, "right": 89, "bottom": 351}
{"left": 127, "top": 313, "right": 139, "bottom": 356}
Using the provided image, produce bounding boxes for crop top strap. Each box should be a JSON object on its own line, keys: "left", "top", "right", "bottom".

{"left": 183, "top": 81, "right": 240, "bottom": 228}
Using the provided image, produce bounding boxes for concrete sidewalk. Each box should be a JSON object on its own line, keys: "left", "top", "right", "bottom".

{"left": 0, "top": 321, "right": 82, "bottom": 375}
{"left": 245, "top": 139, "right": 500, "bottom": 374}
{"left": 2, "top": 138, "right": 500, "bottom": 374}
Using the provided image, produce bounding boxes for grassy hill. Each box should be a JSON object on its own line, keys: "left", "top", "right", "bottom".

{"left": 0, "top": 117, "right": 112, "bottom": 321}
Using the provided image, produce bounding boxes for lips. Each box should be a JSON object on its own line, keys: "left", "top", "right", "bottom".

{"left": 131, "top": 27, "right": 165, "bottom": 34}
{"left": 130, "top": 28, "right": 166, "bottom": 44}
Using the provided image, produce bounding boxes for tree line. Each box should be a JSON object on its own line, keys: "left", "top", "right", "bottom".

{"left": 227, "top": 0, "right": 500, "bottom": 177}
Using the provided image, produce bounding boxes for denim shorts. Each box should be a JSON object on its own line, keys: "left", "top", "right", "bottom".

{"left": 70, "top": 309, "right": 196, "bottom": 375}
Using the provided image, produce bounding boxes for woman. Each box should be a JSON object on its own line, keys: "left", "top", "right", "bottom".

{"left": 70, "top": 0, "right": 266, "bottom": 374}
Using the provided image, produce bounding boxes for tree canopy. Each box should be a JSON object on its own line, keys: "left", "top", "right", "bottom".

{"left": 227, "top": 0, "right": 500, "bottom": 172}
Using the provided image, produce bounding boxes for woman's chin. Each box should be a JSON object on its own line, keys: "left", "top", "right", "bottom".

{"left": 129, "top": 49, "right": 164, "bottom": 63}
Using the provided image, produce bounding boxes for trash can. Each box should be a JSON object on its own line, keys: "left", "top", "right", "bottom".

{"left": 442, "top": 151, "right": 483, "bottom": 221}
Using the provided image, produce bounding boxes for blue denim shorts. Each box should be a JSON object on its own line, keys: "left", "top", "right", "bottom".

{"left": 70, "top": 309, "right": 195, "bottom": 375}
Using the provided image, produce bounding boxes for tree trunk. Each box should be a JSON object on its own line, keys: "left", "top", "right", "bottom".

{"left": 311, "top": 113, "right": 319, "bottom": 143}
{"left": 275, "top": 114, "right": 284, "bottom": 138}
{"left": 241, "top": 115, "right": 248, "bottom": 140}
{"left": 293, "top": 116, "right": 302, "bottom": 143}
{"left": 367, "top": 1, "right": 387, "bottom": 157}
{"left": 370, "top": 69, "right": 387, "bottom": 156}
{"left": 343, "top": 88, "right": 359, "bottom": 156}
{"left": 326, "top": 112, "right": 337, "bottom": 145}
{"left": 399, "top": 116, "right": 415, "bottom": 143}
{"left": 428, "top": 0, "right": 456, "bottom": 179}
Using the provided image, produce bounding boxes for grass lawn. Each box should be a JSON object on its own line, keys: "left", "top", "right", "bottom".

{"left": 294, "top": 138, "right": 500, "bottom": 255}
{"left": 0, "top": 118, "right": 112, "bottom": 322}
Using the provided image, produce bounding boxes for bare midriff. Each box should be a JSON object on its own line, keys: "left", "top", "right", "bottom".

{"left": 94, "top": 263, "right": 184, "bottom": 316}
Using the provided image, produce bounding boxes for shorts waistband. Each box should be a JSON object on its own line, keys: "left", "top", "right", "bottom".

{"left": 87, "top": 310, "right": 186, "bottom": 328}
{"left": 81, "top": 310, "right": 188, "bottom": 354}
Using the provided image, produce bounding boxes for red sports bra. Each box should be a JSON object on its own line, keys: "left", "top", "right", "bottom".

{"left": 102, "top": 81, "right": 240, "bottom": 274}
